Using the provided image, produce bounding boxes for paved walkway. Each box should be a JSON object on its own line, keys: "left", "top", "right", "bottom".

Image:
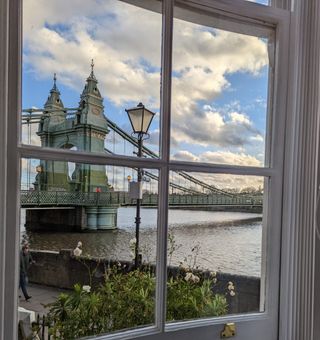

{"left": 19, "top": 283, "right": 69, "bottom": 315}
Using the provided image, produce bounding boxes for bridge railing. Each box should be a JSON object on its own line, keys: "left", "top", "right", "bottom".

{"left": 167, "top": 194, "right": 262, "bottom": 206}
{"left": 20, "top": 190, "right": 263, "bottom": 207}
{"left": 20, "top": 190, "right": 131, "bottom": 207}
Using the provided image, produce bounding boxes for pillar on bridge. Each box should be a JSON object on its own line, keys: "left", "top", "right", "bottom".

{"left": 84, "top": 206, "right": 118, "bottom": 231}
{"left": 96, "top": 207, "right": 118, "bottom": 230}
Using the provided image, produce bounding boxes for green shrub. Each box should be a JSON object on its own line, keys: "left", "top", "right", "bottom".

{"left": 47, "top": 267, "right": 227, "bottom": 339}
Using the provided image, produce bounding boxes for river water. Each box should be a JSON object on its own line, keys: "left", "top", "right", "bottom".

{"left": 20, "top": 208, "right": 262, "bottom": 277}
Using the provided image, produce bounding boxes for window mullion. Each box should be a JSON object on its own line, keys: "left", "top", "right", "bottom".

{"left": 156, "top": 0, "right": 174, "bottom": 332}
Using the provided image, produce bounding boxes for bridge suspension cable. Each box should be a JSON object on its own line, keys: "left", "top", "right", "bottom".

{"left": 104, "top": 148, "right": 202, "bottom": 195}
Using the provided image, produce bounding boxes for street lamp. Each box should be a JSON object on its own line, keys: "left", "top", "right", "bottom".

{"left": 126, "top": 102, "right": 155, "bottom": 268}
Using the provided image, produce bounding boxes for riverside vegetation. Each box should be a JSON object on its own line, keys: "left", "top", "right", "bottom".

{"left": 45, "top": 233, "right": 231, "bottom": 339}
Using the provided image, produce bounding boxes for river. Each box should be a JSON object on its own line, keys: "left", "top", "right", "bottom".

{"left": 20, "top": 208, "right": 262, "bottom": 277}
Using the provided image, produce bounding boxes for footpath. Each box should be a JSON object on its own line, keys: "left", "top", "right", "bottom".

{"left": 19, "top": 283, "right": 68, "bottom": 315}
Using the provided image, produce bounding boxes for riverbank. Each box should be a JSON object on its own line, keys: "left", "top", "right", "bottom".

{"left": 28, "top": 249, "right": 261, "bottom": 314}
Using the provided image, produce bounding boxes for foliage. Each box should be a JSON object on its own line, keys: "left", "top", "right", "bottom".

{"left": 168, "top": 230, "right": 182, "bottom": 267}
{"left": 166, "top": 275, "right": 227, "bottom": 321}
{"left": 46, "top": 266, "right": 227, "bottom": 339}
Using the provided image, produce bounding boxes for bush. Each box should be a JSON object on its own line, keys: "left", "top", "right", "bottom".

{"left": 47, "top": 267, "right": 227, "bottom": 339}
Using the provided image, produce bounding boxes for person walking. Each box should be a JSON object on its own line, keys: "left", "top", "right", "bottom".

{"left": 20, "top": 244, "right": 34, "bottom": 301}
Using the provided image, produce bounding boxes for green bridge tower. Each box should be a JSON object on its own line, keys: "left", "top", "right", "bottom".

{"left": 28, "top": 62, "right": 118, "bottom": 231}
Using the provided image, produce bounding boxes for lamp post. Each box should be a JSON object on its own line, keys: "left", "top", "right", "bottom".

{"left": 126, "top": 102, "right": 155, "bottom": 268}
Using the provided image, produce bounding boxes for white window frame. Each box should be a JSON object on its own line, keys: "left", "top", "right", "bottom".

{"left": 0, "top": 0, "right": 319, "bottom": 339}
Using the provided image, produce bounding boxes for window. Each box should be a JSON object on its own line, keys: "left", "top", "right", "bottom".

{"left": 18, "top": 1, "right": 287, "bottom": 338}
{"left": 3, "top": 0, "right": 319, "bottom": 339}
{"left": 16, "top": 1, "right": 284, "bottom": 337}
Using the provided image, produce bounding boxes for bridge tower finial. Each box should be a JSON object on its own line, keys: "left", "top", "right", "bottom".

{"left": 53, "top": 73, "right": 57, "bottom": 91}
{"left": 43, "top": 72, "right": 63, "bottom": 109}
{"left": 89, "top": 59, "right": 96, "bottom": 80}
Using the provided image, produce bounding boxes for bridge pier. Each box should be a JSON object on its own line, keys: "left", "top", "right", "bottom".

{"left": 86, "top": 207, "right": 98, "bottom": 231}
{"left": 96, "top": 207, "right": 117, "bottom": 230}
{"left": 25, "top": 206, "right": 118, "bottom": 232}
{"left": 85, "top": 206, "right": 117, "bottom": 230}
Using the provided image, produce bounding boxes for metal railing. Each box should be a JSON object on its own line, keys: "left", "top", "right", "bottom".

{"left": 20, "top": 190, "right": 263, "bottom": 208}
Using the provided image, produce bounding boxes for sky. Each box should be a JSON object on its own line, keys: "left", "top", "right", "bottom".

{"left": 22, "top": 0, "right": 271, "bottom": 191}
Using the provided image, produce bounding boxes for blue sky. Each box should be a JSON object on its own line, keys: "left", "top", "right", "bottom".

{"left": 22, "top": 0, "right": 270, "bottom": 190}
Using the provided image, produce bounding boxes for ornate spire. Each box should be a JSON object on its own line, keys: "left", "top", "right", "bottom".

{"left": 50, "top": 73, "right": 60, "bottom": 94}
{"left": 44, "top": 73, "right": 63, "bottom": 108}
{"left": 89, "top": 59, "right": 96, "bottom": 80}
{"left": 53, "top": 73, "right": 57, "bottom": 91}
{"left": 80, "top": 59, "right": 101, "bottom": 100}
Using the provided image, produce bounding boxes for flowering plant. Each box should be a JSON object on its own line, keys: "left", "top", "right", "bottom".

{"left": 46, "top": 266, "right": 227, "bottom": 339}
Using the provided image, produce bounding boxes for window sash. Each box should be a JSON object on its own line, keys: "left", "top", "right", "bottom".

{"left": 7, "top": 0, "right": 290, "bottom": 338}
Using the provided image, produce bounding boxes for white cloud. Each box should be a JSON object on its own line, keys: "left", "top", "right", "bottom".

{"left": 172, "top": 149, "right": 262, "bottom": 167}
{"left": 172, "top": 150, "right": 263, "bottom": 191}
{"left": 172, "top": 150, "right": 199, "bottom": 162}
{"left": 170, "top": 149, "right": 264, "bottom": 189}
{"left": 250, "top": 134, "right": 264, "bottom": 142}
{"left": 24, "top": 0, "right": 162, "bottom": 109}
{"left": 169, "top": 168, "right": 263, "bottom": 192}
{"left": 229, "top": 112, "right": 251, "bottom": 125}
{"left": 201, "top": 151, "right": 262, "bottom": 167}
{"left": 172, "top": 107, "right": 261, "bottom": 147}
{"left": 170, "top": 20, "right": 267, "bottom": 148}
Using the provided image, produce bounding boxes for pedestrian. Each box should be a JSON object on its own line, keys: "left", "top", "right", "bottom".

{"left": 20, "top": 244, "right": 35, "bottom": 301}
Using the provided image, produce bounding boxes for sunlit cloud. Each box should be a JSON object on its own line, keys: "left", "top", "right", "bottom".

{"left": 172, "top": 149, "right": 262, "bottom": 167}
{"left": 172, "top": 108, "right": 262, "bottom": 147}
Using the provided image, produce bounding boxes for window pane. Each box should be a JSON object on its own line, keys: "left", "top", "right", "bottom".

{"left": 171, "top": 5, "right": 273, "bottom": 167}
{"left": 246, "top": 0, "right": 269, "bottom": 5}
{"left": 19, "top": 159, "right": 159, "bottom": 337}
{"left": 166, "top": 171, "right": 266, "bottom": 321}
{"left": 22, "top": 0, "right": 162, "bottom": 157}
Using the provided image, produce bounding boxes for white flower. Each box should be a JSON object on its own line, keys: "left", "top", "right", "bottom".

{"left": 228, "top": 284, "right": 235, "bottom": 291}
{"left": 230, "top": 290, "right": 236, "bottom": 297}
{"left": 185, "top": 272, "right": 200, "bottom": 283}
{"left": 130, "top": 251, "right": 135, "bottom": 259}
{"left": 228, "top": 282, "right": 235, "bottom": 291}
{"left": 210, "top": 271, "right": 217, "bottom": 277}
{"left": 192, "top": 274, "right": 200, "bottom": 283}
{"left": 212, "top": 278, "right": 217, "bottom": 284}
{"left": 83, "top": 285, "right": 91, "bottom": 293}
{"left": 185, "top": 272, "right": 193, "bottom": 282}
{"left": 129, "top": 238, "right": 137, "bottom": 246}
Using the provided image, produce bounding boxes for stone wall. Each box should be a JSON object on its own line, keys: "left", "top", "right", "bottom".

{"left": 28, "top": 250, "right": 260, "bottom": 314}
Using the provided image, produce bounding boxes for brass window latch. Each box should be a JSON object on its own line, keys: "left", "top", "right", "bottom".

{"left": 221, "top": 323, "right": 236, "bottom": 338}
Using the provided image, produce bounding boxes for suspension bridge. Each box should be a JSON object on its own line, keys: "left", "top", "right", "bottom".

{"left": 21, "top": 70, "right": 262, "bottom": 232}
